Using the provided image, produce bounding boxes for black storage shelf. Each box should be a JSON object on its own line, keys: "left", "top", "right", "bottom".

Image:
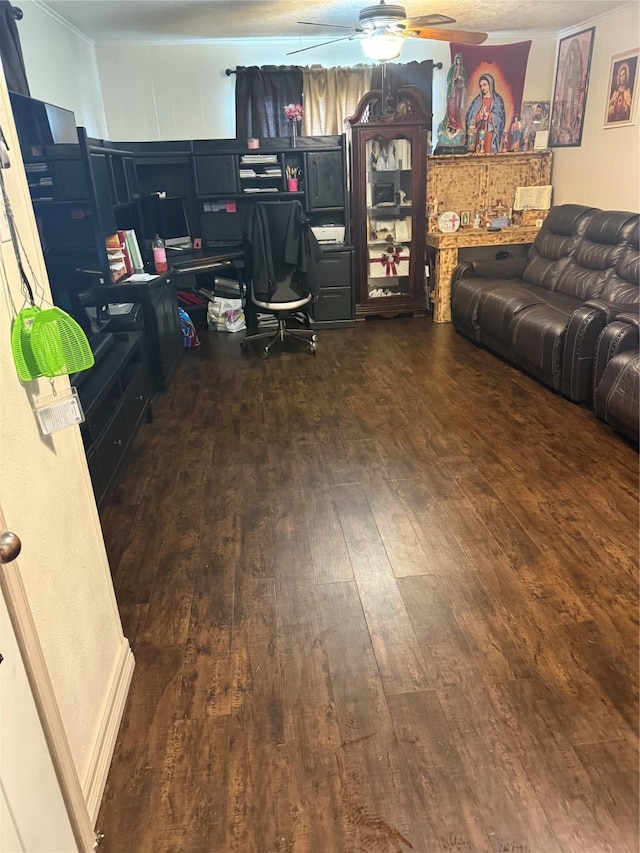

{"left": 73, "top": 330, "right": 153, "bottom": 507}
{"left": 32, "top": 198, "right": 91, "bottom": 206}
{"left": 196, "top": 191, "right": 305, "bottom": 201}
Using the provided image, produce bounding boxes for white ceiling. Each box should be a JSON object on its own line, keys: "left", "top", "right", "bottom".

{"left": 36, "top": 0, "right": 631, "bottom": 44}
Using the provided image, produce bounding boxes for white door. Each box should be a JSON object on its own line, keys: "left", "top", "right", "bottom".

{"left": 0, "top": 523, "right": 79, "bottom": 853}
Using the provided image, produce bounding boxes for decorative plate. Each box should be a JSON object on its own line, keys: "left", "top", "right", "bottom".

{"left": 437, "top": 211, "right": 461, "bottom": 233}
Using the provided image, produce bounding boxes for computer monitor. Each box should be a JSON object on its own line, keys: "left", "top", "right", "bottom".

{"left": 9, "top": 91, "right": 78, "bottom": 154}
{"left": 140, "top": 195, "right": 191, "bottom": 248}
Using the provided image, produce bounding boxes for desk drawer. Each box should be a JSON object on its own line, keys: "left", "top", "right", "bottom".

{"left": 317, "top": 251, "right": 351, "bottom": 288}
{"left": 93, "top": 400, "right": 130, "bottom": 494}
{"left": 313, "top": 286, "right": 353, "bottom": 322}
{"left": 124, "top": 362, "right": 150, "bottom": 432}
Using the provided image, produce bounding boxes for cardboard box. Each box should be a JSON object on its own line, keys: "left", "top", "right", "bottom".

{"left": 369, "top": 245, "right": 410, "bottom": 277}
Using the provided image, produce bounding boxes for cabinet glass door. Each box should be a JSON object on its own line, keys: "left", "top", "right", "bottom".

{"left": 365, "top": 134, "right": 413, "bottom": 301}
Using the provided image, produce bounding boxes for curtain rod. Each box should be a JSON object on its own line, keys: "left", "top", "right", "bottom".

{"left": 227, "top": 62, "right": 442, "bottom": 76}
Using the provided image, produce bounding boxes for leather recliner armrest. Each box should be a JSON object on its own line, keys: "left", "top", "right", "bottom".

{"left": 593, "top": 315, "right": 640, "bottom": 393}
{"left": 562, "top": 303, "right": 612, "bottom": 403}
{"left": 582, "top": 299, "right": 640, "bottom": 324}
{"left": 612, "top": 311, "right": 640, "bottom": 328}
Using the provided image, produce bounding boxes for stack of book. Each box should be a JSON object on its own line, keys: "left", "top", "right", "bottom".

{"left": 105, "top": 230, "right": 145, "bottom": 281}
{"left": 119, "top": 229, "right": 144, "bottom": 273}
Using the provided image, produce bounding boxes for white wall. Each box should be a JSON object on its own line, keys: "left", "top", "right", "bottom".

{"left": 551, "top": 3, "right": 640, "bottom": 210}
{"left": 0, "top": 61, "right": 132, "bottom": 812}
{"left": 93, "top": 32, "right": 556, "bottom": 142}
{"left": 17, "top": 0, "right": 107, "bottom": 137}
{"left": 14, "top": 2, "right": 638, "bottom": 211}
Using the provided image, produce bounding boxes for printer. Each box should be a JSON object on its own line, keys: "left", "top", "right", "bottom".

{"left": 310, "top": 225, "right": 346, "bottom": 245}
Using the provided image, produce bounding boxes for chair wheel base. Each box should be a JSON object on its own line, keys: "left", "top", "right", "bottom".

{"left": 242, "top": 320, "right": 317, "bottom": 359}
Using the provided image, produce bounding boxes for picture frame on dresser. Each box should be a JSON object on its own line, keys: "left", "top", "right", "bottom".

{"left": 603, "top": 48, "right": 639, "bottom": 128}
{"left": 549, "top": 26, "right": 595, "bottom": 148}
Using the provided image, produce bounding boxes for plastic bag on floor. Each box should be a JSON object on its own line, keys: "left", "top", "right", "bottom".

{"left": 207, "top": 296, "right": 246, "bottom": 333}
{"left": 178, "top": 306, "right": 200, "bottom": 348}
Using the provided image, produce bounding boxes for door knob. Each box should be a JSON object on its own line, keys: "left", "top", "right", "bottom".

{"left": 0, "top": 531, "right": 21, "bottom": 563}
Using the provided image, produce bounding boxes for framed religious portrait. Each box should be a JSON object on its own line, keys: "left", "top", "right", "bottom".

{"left": 520, "top": 101, "right": 550, "bottom": 150}
{"left": 460, "top": 211, "right": 470, "bottom": 227}
{"left": 549, "top": 27, "right": 595, "bottom": 147}
{"left": 603, "top": 48, "right": 639, "bottom": 128}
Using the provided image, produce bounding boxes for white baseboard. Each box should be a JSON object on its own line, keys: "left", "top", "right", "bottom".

{"left": 83, "top": 637, "right": 135, "bottom": 824}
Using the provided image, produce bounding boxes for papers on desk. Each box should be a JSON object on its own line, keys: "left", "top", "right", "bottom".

{"left": 125, "top": 273, "right": 160, "bottom": 282}
{"left": 240, "top": 154, "right": 278, "bottom": 164}
{"left": 243, "top": 187, "right": 280, "bottom": 193}
{"left": 109, "top": 302, "right": 136, "bottom": 315}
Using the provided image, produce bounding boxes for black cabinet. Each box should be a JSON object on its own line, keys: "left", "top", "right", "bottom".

{"left": 74, "top": 331, "right": 152, "bottom": 507}
{"left": 347, "top": 89, "right": 430, "bottom": 318}
{"left": 194, "top": 154, "right": 238, "bottom": 195}
{"left": 149, "top": 274, "right": 183, "bottom": 389}
{"left": 306, "top": 151, "right": 344, "bottom": 210}
{"left": 312, "top": 248, "right": 354, "bottom": 328}
{"left": 101, "top": 275, "right": 183, "bottom": 390}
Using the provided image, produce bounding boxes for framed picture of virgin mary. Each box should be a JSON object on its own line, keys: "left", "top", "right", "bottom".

{"left": 604, "top": 49, "right": 639, "bottom": 128}
{"left": 549, "top": 27, "right": 595, "bottom": 147}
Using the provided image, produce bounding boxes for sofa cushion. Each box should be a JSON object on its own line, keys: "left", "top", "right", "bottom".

{"left": 511, "top": 301, "right": 579, "bottom": 390}
{"left": 555, "top": 211, "right": 638, "bottom": 301}
{"left": 476, "top": 285, "right": 546, "bottom": 360}
{"left": 478, "top": 287, "right": 582, "bottom": 390}
{"left": 522, "top": 204, "right": 596, "bottom": 290}
{"left": 451, "top": 276, "right": 527, "bottom": 342}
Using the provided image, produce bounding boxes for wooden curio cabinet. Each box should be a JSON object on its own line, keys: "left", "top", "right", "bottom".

{"left": 347, "top": 88, "right": 430, "bottom": 318}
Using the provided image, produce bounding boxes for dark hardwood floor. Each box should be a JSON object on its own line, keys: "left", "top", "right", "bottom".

{"left": 96, "top": 318, "right": 639, "bottom": 853}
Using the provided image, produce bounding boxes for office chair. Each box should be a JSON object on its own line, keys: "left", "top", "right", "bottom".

{"left": 241, "top": 200, "right": 320, "bottom": 359}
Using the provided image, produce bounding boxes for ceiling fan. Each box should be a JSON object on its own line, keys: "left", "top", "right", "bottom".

{"left": 287, "top": 1, "right": 488, "bottom": 62}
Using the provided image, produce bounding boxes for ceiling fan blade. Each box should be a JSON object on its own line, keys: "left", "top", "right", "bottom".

{"left": 403, "top": 14, "right": 456, "bottom": 28}
{"left": 409, "top": 27, "right": 488, "bottom": 45}
{"left": 297, "top": 20, "right": 356, "bottom": 31}
{"left": 287, "top": 35, "right": 355, "bottom": 55}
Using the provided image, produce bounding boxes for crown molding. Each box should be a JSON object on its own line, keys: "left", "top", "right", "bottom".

{"left": 32, "top": 0, "right": 96, "bottom": 46}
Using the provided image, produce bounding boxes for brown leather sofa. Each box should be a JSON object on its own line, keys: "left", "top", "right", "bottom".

{"left": 451, "top": 205, "right": 639, "bottom": 404}
{"left": 593, "top": 311, "right": 639, "bottom": 443}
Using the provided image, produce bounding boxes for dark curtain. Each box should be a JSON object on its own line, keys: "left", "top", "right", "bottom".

{"left": 235, "top": 66, "right": 303, "bottom": 140}
{"left": 371, "top": 60, "right": 433, "bottom": 117}
{"left": 0, "top": 1, "right": 29, "bottom": 95}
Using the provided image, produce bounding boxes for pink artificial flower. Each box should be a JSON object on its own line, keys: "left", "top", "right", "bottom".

{"left": 284, "top": 103, "right": 304, "bottom": 122}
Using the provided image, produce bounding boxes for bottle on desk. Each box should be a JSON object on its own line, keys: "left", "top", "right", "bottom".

{"left": 152, "top": 234, "right": 168, "bottom": 274}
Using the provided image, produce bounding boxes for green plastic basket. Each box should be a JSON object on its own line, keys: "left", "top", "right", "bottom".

{"left": 11, "top": 305, "right": 44, "bottom": 381}
{"left": 30, "top": 306, "right": 95, "bottom": 378}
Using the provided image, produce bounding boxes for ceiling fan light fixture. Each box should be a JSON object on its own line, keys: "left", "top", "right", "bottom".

{"left": 361, "top": 31, "right": 404, "bottom": 61}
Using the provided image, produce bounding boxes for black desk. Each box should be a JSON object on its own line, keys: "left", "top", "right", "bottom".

{"left": 171, "top": 248, "right": 244, "bottom": 327}
{"left": 99, "top": 273, "right": 183, "bottom": 390}
{"left": 170, "top": 248, "right": 243, "bottom": 279}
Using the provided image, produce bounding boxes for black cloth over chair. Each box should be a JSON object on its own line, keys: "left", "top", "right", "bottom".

{"left": 244, "top": 199, "right": 321, "bottom": 302}
{"left": 241, "top": 200, "right": 322, "bottom": 358}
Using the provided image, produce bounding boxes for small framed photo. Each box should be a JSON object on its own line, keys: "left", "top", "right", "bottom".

{"left": 604, "top": 48, "right": 639, "bottom": 128}
{"left": 460, "top": 210, "right": 470, "bottom": 227}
